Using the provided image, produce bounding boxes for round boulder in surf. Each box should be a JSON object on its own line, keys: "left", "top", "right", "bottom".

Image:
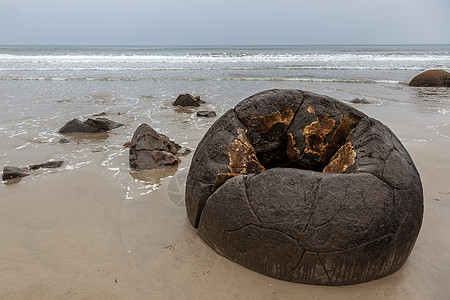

{"left": 409, "top": 69, "right": 450, "bottom": 87}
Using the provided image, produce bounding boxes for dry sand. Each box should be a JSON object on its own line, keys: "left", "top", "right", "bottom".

{"left": 0, "top": 118, "right": 449, "bottom": 300}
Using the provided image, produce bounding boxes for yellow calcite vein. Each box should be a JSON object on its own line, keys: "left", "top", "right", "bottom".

{"left": 323, "top": 142, "right": 356, "bottom": 173}
{"left": 212, "top": 128, "right": 265, "bottom": 192}
{"left": 247, "top": 104, "right": 295, "bottom": 134}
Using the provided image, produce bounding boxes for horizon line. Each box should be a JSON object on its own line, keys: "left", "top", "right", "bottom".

{"left": 1, "top": 43, "right": 450, "bottom": 47}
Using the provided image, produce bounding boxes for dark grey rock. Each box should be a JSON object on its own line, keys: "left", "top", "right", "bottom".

{"left": 58, "top": 118, "right": 124, "bottom": 134}
{"left": 177, "top": 146, "right": 192, "bottom": 156}
{"left": 58, "top": 138, "right": 70, "bottom": 144}
{"left": 186, "top": 89, "right": 423, "bottom": 286}
{"left": 350, "top": 98, "right": 371, "bottom": 104}
{"left": 195, "top": 96, "right": 206, "bottom": 104}
{"left": 29, "top": 161, "right": 64, "bottom": 170}
{"left": 2, "top": 166, "right": 30, "bottom": 180}
{"left": 3, "top": 161, "right": 65, "bottom": 182}
{"left": 197, "top": 111, "right": 216, "bottom": 118}
{"left": 409, "top": 69, "right": 450, "bottom": 87}
{"left": 173, "top": 94, "right": 201, "bottom": 107}
{"left": 129, "top": 124, "right": 182, "bottom": 170}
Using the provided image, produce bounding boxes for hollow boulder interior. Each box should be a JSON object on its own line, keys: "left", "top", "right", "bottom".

{"left": 212, "top": 105, "right": 362, "bottom": 192}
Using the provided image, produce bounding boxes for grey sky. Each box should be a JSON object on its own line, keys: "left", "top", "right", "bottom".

{"left": 0, "top": 0, "right": 449, "bottom": 45}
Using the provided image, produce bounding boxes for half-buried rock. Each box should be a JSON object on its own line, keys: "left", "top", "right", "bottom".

{"left": 173, "top": 93, "right": 201, "bottom": 107}
{"left": 2, "top": 166, "right": 30, "bottom": 180}
{"left": 409, "top": 69, "right": 450, "bottom": 87}
{"left": 59, "top": 117, "right": 124, "bottom": 134}
{"left": 29, "top": 161, "right": 64, "bottom": 170}
{"left": 197, "top": 110, "right": 217, "bottom": 118}
{"left": 129, "top": 124, "right": 182, "bottom": 170}
{"left": 2, "top": 161, "right": 64, "bottom": 180}
{"left": 185, "top": 89, "right": 423, "bottom": 285}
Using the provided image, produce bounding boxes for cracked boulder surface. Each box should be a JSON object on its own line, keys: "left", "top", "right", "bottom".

{"left": 129, "top": 123, "right": 182, "bottom": 170}
{"left": 185, "top": 89, "right": 423, "bottom": 285}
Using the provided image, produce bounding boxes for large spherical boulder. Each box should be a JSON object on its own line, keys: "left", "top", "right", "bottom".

{"left": 185, "top": 89, "right": 423, "bottom": 285}
{"left": 409, "top": 69, "right": 450, "bottom": 87}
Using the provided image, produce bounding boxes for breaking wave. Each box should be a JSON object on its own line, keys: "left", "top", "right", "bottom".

{"left": 1, "top": 52, "right": 449, "bottom": 64}
{"left": 0, "top": 75, "right": 401, "bottom": 84}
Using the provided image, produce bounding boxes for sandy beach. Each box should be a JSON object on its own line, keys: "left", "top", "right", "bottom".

{"left": 0, "top": 45, "right": 449, "bottom": 299}
{"left": 0, "top": 100, "right": 448, "bottom": 300}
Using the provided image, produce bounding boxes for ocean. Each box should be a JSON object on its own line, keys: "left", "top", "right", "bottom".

{"left": 0, "top": 44, "right": 449, "bottom": 197}
{"left": 0, "top": 45, "right": 450, "bottom": 298}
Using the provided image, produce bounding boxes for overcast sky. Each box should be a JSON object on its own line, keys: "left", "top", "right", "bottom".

{"left": 0, "top": 0, "right": 449, "bottom": 45}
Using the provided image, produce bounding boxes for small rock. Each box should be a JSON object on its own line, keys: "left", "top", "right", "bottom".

{"left": 195, "top": 96, "right": 206, "bottom": 104}
{"left": 177, "top": 147, "right": 192, "bottom": 156}
{"left": 123, "top": 141, "right": 131, "bottom": 147}
{"left": 59, "top": 138, "right": 70, "bottom": 144}
{"left": 350, "top": 98, "right": 371, "bottom": 104}
{"left": 129, "top": 124, "right": 182, "bottom": 170}
{"left": 29, "top": 161, "right": 64, "bottom": 170}
{"left": 173, "top": 94, "right": 201, "bottom": 107}
{"left": 2, "top": 166, "right": 30, "bottom": 180}
{"left": 92, "top": 147, "right": 106, "bottom": 153}
{"left": 58, "top": 117, "right": 124, "bottom": 134}
{"left": 197, "top": 111, "right": 217, "bottom": 118}
{"left": 93, "top": 112, "right": 107, "bottom": 116}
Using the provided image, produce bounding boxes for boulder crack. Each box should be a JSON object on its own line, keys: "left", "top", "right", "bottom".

{"left": 300, "top": 177, "right": 322, "bottom": 235}
{"left": 285, "top": 93, "right": 305, "bottom": 133}
{"left": 224, "top": 223, "right": 261, "bottom": 234}
{"left": 316, "top": 252, "right": 332, "bottom": 285}
{"left": 317, "top": 233, "right": 395, "bottom": 254}
{"left": 287, "top": 248, "right": 306, "bottom": 276}
{"left": 244, "top": 177, "right": 263, "bottom": 224}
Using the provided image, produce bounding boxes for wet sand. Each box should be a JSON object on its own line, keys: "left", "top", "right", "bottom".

{"left": 0, "top": 111, "right": 449, "bottom": 300}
